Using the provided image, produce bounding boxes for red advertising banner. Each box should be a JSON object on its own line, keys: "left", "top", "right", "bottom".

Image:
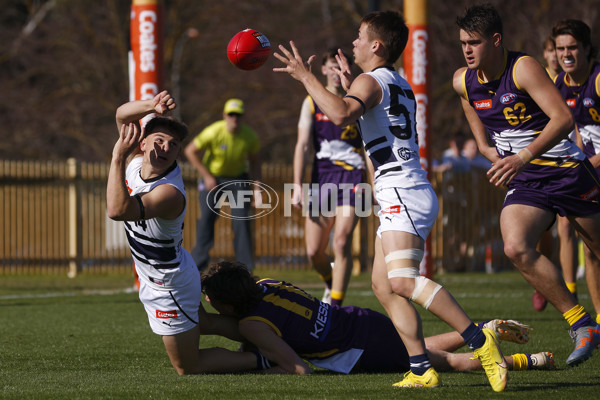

{"left": 129, "top": 0, "right": 163, "bottom": 103}
{"left": 403, "top": 0, "right": 433, "bottom": 278}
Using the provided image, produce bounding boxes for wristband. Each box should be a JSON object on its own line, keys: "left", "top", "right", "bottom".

{"left": 517, "top": 148, "right": 533, "bottom": 165}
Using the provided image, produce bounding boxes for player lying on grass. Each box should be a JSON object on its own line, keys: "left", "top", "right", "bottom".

{"left": 201, "top": 261, "right": 555, "bottom": 375}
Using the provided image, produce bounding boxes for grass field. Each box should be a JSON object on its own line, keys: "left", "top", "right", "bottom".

{"left": 1, "top": 269, "right": 599, "bottom": 399}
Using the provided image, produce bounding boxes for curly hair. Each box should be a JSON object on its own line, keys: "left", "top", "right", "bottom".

{"left": 201, "top": 261, "right": 264, "bottom": 317}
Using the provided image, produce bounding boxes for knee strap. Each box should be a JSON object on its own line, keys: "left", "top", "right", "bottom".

{"left": 410, "top": 276, "right": 442, "bottom": 310}
{"left": 385, "top": 249, "right": 423, "bottom": 279}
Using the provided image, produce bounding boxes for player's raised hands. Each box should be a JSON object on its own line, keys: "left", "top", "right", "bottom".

{"left": 334, "top": 49, "right": 354, "bottom": 92}
{"left": 153, "top": 90, "right": 176, "bottom": 115}
{"left": 113, "top": 122, "right": 142, "bottom": 161}
{"left": 273, "top": 41, "right": 317, "bottom": 81}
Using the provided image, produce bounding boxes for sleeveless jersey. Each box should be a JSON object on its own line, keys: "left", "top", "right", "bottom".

{"left": 358, "top": 67, "right": 430, "bottom": 191}
{"left": 124, "top": 157, "right": 197, "bottom": 290}
{"left": 554, "top": 61, "right": 600, "bottom": 158}
{"left": 242, "top": 279, "right": 372, "bottom": 372}
{"left": 462, "top": 50, "right": 584, "bottom": 167}
{"left": 306, "top": 96, "right": 365, "bottom": 173}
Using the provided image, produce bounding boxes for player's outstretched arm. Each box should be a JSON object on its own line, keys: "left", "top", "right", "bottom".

{"left": 115, "top": 90, "right": 176, "bottom": 129}
{"left": 239, "top": 320, "right": 311, "bottom": 375}
{"left": 274, "top": 41, "right": 365, "bottom": 127}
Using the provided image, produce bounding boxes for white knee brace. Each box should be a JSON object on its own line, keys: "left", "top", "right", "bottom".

{"left": 384, "top": 249, "right": 442, "bottom": 310}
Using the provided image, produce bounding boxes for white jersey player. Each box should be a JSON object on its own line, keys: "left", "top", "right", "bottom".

{"left": 107, "top": 91, "right": 266, "bottom": 375}
{"left": 274, "top": 10, "right": 507, "bottom": 391}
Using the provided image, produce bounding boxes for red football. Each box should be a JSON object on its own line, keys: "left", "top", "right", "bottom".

{"left": 227, "top": 29, "right": 271, "bottom": 70}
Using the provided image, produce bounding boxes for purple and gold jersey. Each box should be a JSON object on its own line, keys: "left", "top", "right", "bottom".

{"left": 461, "top": 50, "right": 584, "bottom": 166}
{"left": 555, "top": 62, "right": 600, "bottom": 158}
{"left": 241, "top": 279, "right": 410, "bottom": 373}
{"left": 307, "top": 96, "right": 365, "bottom": 174}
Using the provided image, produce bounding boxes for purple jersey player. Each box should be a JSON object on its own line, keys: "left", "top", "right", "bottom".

{"left": 292, "top": 48, "right": 366, "bottom": 308}
{"left": 201, "top": 261, "right": 555, "bottom": 375}
{"left": 552, "top": 19, "right": 600, "bottom": 330}
{"left": 453, "top": 4, "right": 600, "bottom": 367}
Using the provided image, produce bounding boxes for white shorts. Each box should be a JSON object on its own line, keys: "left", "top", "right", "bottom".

{"left": 375, "top": 185, "right": 438, "bottom": 239}
{"left": 138, "top": 269, "right": 201, "bottom": 336}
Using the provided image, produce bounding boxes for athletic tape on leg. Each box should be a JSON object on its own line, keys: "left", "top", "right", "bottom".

{"left": 410, "top": 276, "right": 442, "bottom": 310}
{"left": 385, "top": 249, "right": 423, "bottom": 279}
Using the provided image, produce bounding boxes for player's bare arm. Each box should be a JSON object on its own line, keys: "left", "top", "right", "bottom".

{"left": 115, "top": 90, "right": 176, "bottom": 128}
{"left": 107, "top": 122, "right": 143, "bottom": 220}
{"left": 239, "top": 320, "right": 311, "bottom": 375}
{"left": 107, "top": 123, "right": 184, "bottom": 222}
{"left": 274, "top": 41, "right": 372, "bottom": 127}
{"left": 518, "top": 57, "right": 574, "bottom": 157}
{"left": 487, "top": 57, "right": 574, "bottom": 186}
{"left": 452, "top": 68, "right": 500, "bottom": 164}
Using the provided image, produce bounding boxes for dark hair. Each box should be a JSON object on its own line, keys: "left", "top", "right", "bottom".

{"left": 456, "top": 3, "right": 503, "bottom": 40}
{"left": 543, "top": 35, "right": 554, "bottom": 50}
{"left": 361, "top": 10, "right": 409, "bottom": 64}
{"left": 201, "top": 261, "right": 264, "bottom": 316}
{"left": 322, "top": 47, "right": 353, "bottom": 67}
{"left": 143, "top": 116, "right": 188, "bottom": 141}
{"left": 552, "top": 19, "right": 597, "bottom": 61}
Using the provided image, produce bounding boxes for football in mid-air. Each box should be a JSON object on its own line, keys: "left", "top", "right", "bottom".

{"left": 227, "top": 29, "right": 271, "bottom": 70}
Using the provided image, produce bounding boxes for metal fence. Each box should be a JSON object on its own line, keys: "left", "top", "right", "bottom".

{"left": 0, "top": 159, "right": 511, "bottom": 276}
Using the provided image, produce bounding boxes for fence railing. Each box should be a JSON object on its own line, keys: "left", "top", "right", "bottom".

{"left": 0, "top": 159, "right": 512, "bottom": 275}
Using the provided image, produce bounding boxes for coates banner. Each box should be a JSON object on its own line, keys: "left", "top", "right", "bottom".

{"left": 129, "top": 0, "right": 163, "bottom": 103}
{"left": 403, "top": 24, "right": 430, "bottom": 173}
{"left": 403, "top": 0, "right": 432, "bottom": 278}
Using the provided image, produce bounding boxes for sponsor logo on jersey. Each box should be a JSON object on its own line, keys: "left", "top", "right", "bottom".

{"left": 381, "top": 205, "right": 402, "bottom": 214}
{"left": 566, "top": 98, "right": 577, "bottom": 108}
{"left": 310, "top": 301, "right": 329, "bottom": 339}
{"left": 500, "top": 93, "right": 517, "bottom": 104}
{"left": 315, "top": 112, "right": 330, "bottom": 122}
{"left": 583, "top": 98, "right": 595, "bottom": 107}
{"left": 474, "top": 99, "right": 492, "bottom": 109}
{"left": 149, "top": 277, "right": 164, "bottom": 286}
{"left": 156, "top": 310, "right": 178, "bottom": 319}
{"left": 581, "top": 186, "right": 600, "bottom": 201}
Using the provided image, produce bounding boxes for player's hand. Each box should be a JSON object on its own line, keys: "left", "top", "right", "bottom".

{"left": 291, "top": 183, "right": 304, "bottom": 210}
{"left": 273, "top": 41, "right": 316, "bottom": 81}
{"left": 153, "top": 90, "right": 176, "bottom": 115}
{"left": 487, "top": 155, "right": 524, "bottom": 187}
{"left": 334, "top": 49, "right": 354, "bottom": 92}
{"left": 113, "top": 122, "right": 142, "bottom": 160}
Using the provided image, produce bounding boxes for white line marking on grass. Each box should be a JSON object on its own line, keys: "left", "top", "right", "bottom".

{"left": 0, "top": 287, "right": 137, "bottom": 300}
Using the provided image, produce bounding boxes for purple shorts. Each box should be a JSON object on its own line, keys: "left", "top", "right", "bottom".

{"left": 308, "top": 168, "right": 365, "bottom": 211}
{"left": 352, "top": 308, "right": 409, "bottom": 373}
{"left": 504, "top": 158, "right": 600, "bottom": 217}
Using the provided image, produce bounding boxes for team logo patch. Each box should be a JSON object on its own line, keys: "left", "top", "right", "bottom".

{"left": 474, "top": 99, "right": 492, "bottom": 109}
{"left": 566, "top": 98, "right": 577, "bottom": 108}
{"left": 500, "top": 93, "right": 516, "bottom": 105}
{"left": 156, "top": 310, "right": 178, "bottom": 319}
{"left": 381, "top": 205, "right": 402, "bottom": 214}
{"left": 583, "top": 98, "right": 595, "bottom": 107}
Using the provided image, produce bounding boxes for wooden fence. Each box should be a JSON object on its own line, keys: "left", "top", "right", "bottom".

{"left": 0, "top": 159, "right": 512, "bottom": 275}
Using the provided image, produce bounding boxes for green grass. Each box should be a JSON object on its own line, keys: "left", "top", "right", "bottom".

{"left": 1, "top": 269, "right": 599, "bottom": 399}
